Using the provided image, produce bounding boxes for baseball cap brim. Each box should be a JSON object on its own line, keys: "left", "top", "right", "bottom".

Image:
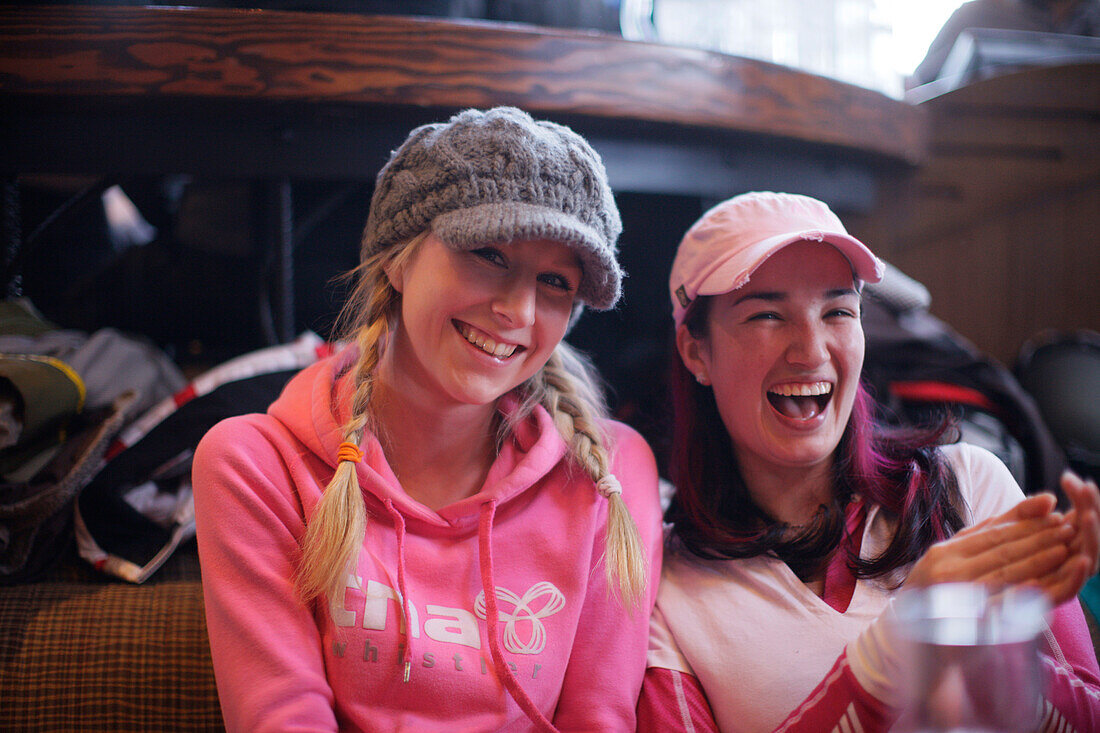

{"left": 674, "top": 231, "right": 884, "bottom": 327}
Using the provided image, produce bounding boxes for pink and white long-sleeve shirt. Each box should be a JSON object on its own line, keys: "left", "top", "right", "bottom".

{"left": 640, "top": 443, "right": 1100, "bottom": 732}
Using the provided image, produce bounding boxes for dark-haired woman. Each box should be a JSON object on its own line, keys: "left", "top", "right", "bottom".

{"left": 636, "top": 191, "right": 1100, "bottom": 732}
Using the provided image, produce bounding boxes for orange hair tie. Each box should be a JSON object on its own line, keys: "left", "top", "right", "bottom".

{"left": 337, "top": 441, "right": 364, "bottom": 464}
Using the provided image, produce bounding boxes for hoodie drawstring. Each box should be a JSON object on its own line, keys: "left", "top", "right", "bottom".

{"left": 383, "top": 498, "right": 413, "bottom": 683}
{"left": 478, "top": 500, "right": 558, "bottom": 733}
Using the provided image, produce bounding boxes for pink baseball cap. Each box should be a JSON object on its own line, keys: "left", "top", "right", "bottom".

{"left": 669, "top": 191, "right": 885, "bottom": 327}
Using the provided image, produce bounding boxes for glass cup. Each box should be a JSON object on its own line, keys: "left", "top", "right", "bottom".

{"left": 892, "top": 582, "right": 1050, "bottom": 732}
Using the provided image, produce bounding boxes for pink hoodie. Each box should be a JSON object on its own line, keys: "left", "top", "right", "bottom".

{"left": 192, "top": 348, "right": 663, "bottom": 732}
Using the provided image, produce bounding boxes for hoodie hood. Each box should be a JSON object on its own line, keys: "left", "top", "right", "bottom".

{"left": 268, "top": 346, "right": 570, "bottom": 534}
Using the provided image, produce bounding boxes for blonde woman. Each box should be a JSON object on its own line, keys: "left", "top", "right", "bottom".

{"left": 193, "top": 107, "right": 661, "bottom": 732}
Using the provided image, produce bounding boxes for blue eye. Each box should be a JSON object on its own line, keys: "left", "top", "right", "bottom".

{"left": 472, "top": 248, "right": 506, "bottom": 266}
{"left": 539, "top": 272, "right": 575, "bottom": 292}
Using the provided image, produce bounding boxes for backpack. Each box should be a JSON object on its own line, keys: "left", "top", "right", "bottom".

{"left": 75, "top": 332, "right": 334, "bottom": 582}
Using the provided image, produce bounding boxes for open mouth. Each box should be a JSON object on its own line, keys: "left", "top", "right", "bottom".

{"left": 455, "top": 321, "right": 523, "bottom": 359}
{"left": 767, "top": 382, "right": 833, "bottom": 420}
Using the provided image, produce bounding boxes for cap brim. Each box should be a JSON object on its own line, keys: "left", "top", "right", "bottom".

{"left": 695, "top": 231, "right": 884, "bottom": 297}
{"left": 432, "top": 202, "right": 621, "bottom": 310}
{"left": 674, "top": 231, "right": 884, "bottom": 327}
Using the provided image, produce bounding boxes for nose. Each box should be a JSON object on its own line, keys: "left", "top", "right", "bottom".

{"left": 785, "top": 321, "right": 829, "bottom": 368}
{"left": 491, "top": 276, "right": 537, "bottom": 328}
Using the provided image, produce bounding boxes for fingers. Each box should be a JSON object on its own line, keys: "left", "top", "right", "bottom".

{"left": 904, "top": 481, "right": 1097, "bottom": 607}
{"left": 975, "top": 541, "right": 1069, "bottom": 588}
{"left": 944, "top": 514, "right": 1068, "bottom": 559}
{"left": 1009, "top": 492, "right": 1059, "bottom": 521}
{"left": 1062, "top": 471, "right": 1099, "bottom": 514}
{"left": 905, "top": 516, "right": 1074, "bottom": 589}
{"left": 957, "top": 521, "right": 1074, "bottom": 582}
{"left": 1029, "top": 555, "right": 1093, "bottom": 607}
{"left": 1064, "top": 473, "right": 1100, "bottom": 577}
{"left": 953, "top": 494, "right": 1056, "bottom": 539}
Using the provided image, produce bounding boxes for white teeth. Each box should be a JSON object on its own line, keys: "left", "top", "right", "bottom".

{"left": 459, "top": 324, "right": 518, "bottom": 358}
{"left": 769, "top": 382, "right": 832, "bottom": 397}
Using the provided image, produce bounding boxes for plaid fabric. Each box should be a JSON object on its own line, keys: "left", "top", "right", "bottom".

{"left": 0, "top": 544, "right": 224, "bottom": 732}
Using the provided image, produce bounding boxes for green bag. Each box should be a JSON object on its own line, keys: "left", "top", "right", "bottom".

{"left": 0, "top": 354, "right": 85, "bottom": 480}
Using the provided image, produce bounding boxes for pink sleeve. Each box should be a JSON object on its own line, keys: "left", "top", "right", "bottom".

{"left": 193, "top": 418, "right": 339, "bottom": 733}
{"left": 551, "top": 424, "right": 664, "bottom": 731}
{"left": 636, "top": 667, "right": 719, "bottom": 732}
{"left": 775, "top": 600, "right": 1100, "bottom": 733}
{"left": 1036, "top": 598, "right": 1100, "bottom": 731}
{"left": 636, "top": 659, "right": 893, "bottom": 733}
{"left": 774, "top": 651, "right": 896, "bottom": 732}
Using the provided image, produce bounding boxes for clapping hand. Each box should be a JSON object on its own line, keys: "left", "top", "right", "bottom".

{"left": 1061, "top": 471, "right": 1100, "bottom": 582}
{"left": 904, "top": 493, "right": 1069, "bottom": 598}
{"left": 1027, "top": 472, "right": 1100, "bottom": 604}
{"left": 903, "top": 473, "right": 1100, "bottom": 606}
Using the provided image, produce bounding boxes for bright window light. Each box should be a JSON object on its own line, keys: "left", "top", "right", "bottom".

{"left": 624, "top": 0, "right": 965, "bottom": 98}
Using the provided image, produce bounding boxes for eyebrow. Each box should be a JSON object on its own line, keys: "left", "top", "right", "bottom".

{"left": 731, "top": 287, "right": 859, "bottom": 306}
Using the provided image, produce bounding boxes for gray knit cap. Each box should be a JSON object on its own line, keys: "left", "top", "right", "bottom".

{"left": 363, "top": 106, "right": 623, "bottom": 310}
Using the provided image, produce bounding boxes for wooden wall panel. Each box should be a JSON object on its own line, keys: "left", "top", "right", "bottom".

{"left": 850, "top": 64, "right": 1100, "bottom": 367}
{"left": 858, "top": 178, "right": 1100, "bottom": 366}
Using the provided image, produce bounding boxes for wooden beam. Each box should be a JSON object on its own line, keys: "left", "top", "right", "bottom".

{"left": 0, "top": 4, "right": 926, "bottom": 166}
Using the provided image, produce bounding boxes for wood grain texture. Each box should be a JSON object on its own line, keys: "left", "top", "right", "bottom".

{"left": 0, "top": 4, "right": 924, "bottom": 165}
{"left": 895, "top": 63, "right": 1100, "bottom": 243}
{"left": 848, "top": 63, "right": 1100, "bottom": 365}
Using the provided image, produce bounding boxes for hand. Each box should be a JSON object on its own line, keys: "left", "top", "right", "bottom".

{"left": 1058, "top": 470, "right": 1100, "bottom": 583}
{"left": 904, "top": 494, "right": 1075, "bottom": 598}
{"left": 956, "top": 491, "right": 1058, "bottom": 533}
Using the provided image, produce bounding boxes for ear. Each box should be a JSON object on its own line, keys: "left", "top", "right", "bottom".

{"left": 676, "top": 323, "right": 711, "bottom": 386}
{"left": 383, "top": 259, "right": 405, "bottom": 294}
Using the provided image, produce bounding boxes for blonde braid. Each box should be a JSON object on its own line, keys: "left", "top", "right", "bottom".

{"left": 520, "top": 343, "right": 648, "bottom": 609}
{"left": 295, "top": 232, "right": 427, "bottom": 605}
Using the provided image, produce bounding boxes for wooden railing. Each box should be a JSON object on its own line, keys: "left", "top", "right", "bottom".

{"left": 0, "top": 5, "right": 925, "bottom": 169}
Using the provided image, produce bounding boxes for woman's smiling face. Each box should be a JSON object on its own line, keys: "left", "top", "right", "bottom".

{"left": 677, "top": 240, "right": 865, "bottom": 484}
{"left": 384, "top": 232, "right": 582, "bottom": 411}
